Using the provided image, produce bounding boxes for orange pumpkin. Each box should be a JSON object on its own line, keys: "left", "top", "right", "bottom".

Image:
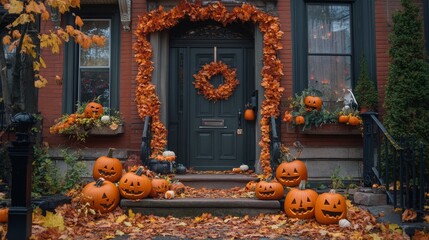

{"left": 244, "top": 108, "right": 256, "bottom": 121}
{"left": 348, "top": 116, "right": 361, "bottom": 126}
{"left": 282, "top": 111, "right": 293, "bottom": 123}
{"left": 93, "top": 148, "right": 123, "bottom": 183}
{"left": 118, "top": 166, "right": 152, "bottom": 199}
{"left": 338, "top": 115, "right": 349, "bottom": 123}
{"left": 284, "top": 180, "right": 318, "bottom": 219}
{"left": 314, "top": 189, "right": 347, "bottom": 224}
{"left": 150, "top": 177, "right": 169, "bottom": 198}
{"left": 295, "top": 116, "right": 305, "bottom": 125}
{"left": 0, "top": 208, "right": 8, "bottom": 223}
{"left": 304, "top": 95, "right": 322, "bottom": 111}
{"left": 81, "top": 178, "right": 120, "bottom": 214}
{"left": 255, "top": 180, "right": 285, "bottom": 200}
{"left": 275, "top": 160, "right": 308, "bottom": 187}
{"left": 169, "top": 181, "right": 186, "bottom": 194}
{"left": 245, "top": 180, "right": 257, "bottom": 191}
{"left": 84, "top": 101, "right": 104, "bottom": 118}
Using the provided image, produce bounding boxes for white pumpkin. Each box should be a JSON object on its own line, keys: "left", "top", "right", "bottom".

{"left": 162, "top": 150, "right": 176, "bottom": 157}
{"left": 239, "top": 164, "right": 249, "bottom": 171}
{"left": 338, "top": 219, "right": 351, "bottom": 228}
{"left": 101, "top": 115, "right": 110, "bottom": 123}
{"left": 164, "top": 190, "right": 175, "bottom": 199}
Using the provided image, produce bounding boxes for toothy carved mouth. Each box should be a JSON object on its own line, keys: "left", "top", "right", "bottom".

{"left": 100, "top": 201, "right": 115, "bottom": 209}
{"left": 259, "top": 191, "right": 275, "bottom": 197}
{"left": 292, "top": 207, "right": 314, "bottom": 215}
{"left": 280, "top": 176, "right": 299, "bottom": 182}
{"left": 98, "top": 170, "right": 116, "bottom": 177}
{"left": 121, "top": 188, "right": 144, "bottom": 195}
{"left": 322, "top": 210, "right": 343, "bottom": 218}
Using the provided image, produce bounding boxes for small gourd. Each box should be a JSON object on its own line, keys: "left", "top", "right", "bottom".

{"left": 239, "top": 164, "right": 249, "bottom": 171}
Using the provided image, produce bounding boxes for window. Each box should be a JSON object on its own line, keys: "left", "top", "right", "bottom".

{"left": 307, "top": 4, "right": 351, "bottom": 106}
{"left": 79, "top": 20, "right": 111, "bottom": 107}
{"left": 292, "top": 0, "right": 375, "bottom": 108}
{"left": 63, "top": 6, "right": 120, "bottom": 113}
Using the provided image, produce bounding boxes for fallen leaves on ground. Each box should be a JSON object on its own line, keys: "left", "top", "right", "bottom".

{"left": 0, "top": 195, "right": 418, "bottom": 240}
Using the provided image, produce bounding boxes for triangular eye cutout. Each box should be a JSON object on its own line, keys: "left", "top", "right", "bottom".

{"left": 324, "top": 200, "right": 329, "bottom": 205}
{"left": 294, "top": 168, "right": 298, "bottom": 173}
{"left": 111, "top": 167, "right": 115, "bottom": 170}
{"left": 130, "top": 182, "right": 134, "bottom": 187}
{"left": 282, "top": 168, "right": 286, "bottom": 173}
{"left": 291, "top": 199, "right": 296, "bottom": 204}
{"left": 104, "top": 165, "right": 108, "bottom": 169}
{"left": 124, "top": 179, "right": 128, "bottom": 183}
{"left": 338, "top": 200, "right": 341, "bottom": 205}
{"left": 307, "top": 197, "right": 311, "bottom": 202}
{"left": 102, "top": 193, "right": 107, "bottom": 199}
{"left": 137, "top": 182, "right": 141, "bottom": 186}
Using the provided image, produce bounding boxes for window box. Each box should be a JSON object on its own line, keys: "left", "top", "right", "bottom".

{"left": 89, "top": 125, "right": 124, "bottom": 136}
{"left": 286, "top": 123, "right": 361, "bottom": 135}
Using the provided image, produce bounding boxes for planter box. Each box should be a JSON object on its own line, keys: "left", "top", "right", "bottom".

{"left": 286, "top": 123, "right": 361, "bottom": 135}
{"left": 89, "top": 125, "right": 124, "bottom": 135}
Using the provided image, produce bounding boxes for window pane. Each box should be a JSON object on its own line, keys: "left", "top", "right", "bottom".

{"left": 307, "top": 4, "right": 351, "bottom": 54}
{"left": 80, "top": 20, "right": 110, "bottom": 67}
{"left": 79, "top": 69, "right": 110, "bottom": 107}
{"left": 308, "top": 55, "right": 351, "bottom": 105}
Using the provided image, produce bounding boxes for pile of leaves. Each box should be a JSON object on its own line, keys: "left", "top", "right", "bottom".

{"left": 2, "top": 186, "right": 428, "bottom": 239}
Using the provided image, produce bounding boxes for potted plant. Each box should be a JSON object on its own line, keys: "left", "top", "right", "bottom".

{"left": 354, "top": 56, "right": 378, "bottom": 112}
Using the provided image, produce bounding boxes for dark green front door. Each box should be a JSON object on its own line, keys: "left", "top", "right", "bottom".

{"left": 189, "top": 48, "right": 245, "bottom": 170}
{"left": 169, "top": 44, "right": 255, "bottom": 170}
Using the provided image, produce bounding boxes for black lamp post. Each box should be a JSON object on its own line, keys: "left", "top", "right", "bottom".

{"left": 7, "top": 112, "right": 36, "bottom": 240}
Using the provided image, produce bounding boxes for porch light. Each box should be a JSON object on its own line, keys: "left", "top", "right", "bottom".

{"left": 118, "top": 0, "right": 131, "bottom": 31}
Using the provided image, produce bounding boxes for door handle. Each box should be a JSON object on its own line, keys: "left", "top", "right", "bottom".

{"left": 237, "top": 109, "right": 242, "bottom": 128}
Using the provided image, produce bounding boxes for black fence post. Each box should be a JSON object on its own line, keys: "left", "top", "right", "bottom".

{"left": 7, "top": 112, "right": 36, "bottom": 240}
{"left": 361, "top": 112, "right": 378, "bottom": 187}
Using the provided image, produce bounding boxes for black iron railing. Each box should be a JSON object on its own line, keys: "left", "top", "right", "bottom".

{"left": 140, "top": 116, "right": 152, "bottom": 165}
{"left": 270, "top": 116, "right": 281, "bottom": 171}
{"left": 362, "top": 112, "right": 428, "bottom": 219}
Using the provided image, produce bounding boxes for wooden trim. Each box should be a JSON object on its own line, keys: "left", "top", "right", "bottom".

{"left": 285, "top": 123, "right": 361, "bottom": 135}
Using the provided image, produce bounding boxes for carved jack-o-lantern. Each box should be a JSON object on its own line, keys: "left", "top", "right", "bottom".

{"left": 81, "top": 178, "right": 120, "bottom": 214}
{"left": 255, "top": 180, "right": 284, "bottom": 200}
{"left": 284, "top": 180, "right": 318, "bottom": 219}
{"left": 304, "top": 95, "right": 322, "bottom": 111}
{"left": 119, "top": 166, "right": 152, "bottom": 199}
{"left": 84, "top": 101, "right": 104, "bottom": 118}
{"left": 93, "top": 148, "right": 123, "bottom": 183}
{"left": 275, "top": 160, "right": 308, "bottom": 187}
{"left": 150, "top": 177, "right": 169, "bottom": 198}
{"left": 315, "top": 189, "right": 347, "bottom": 224}
{"left": 245, "top": 180, "right": 258, "bottom": 191}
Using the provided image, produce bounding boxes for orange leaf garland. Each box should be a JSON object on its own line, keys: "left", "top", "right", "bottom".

{"left": 134, "top": 0, "right": 284, "bottom": 174}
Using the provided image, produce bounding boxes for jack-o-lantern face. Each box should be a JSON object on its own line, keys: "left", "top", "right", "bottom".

{"left": 304, "top": 95, "right": 322, "bottom": 111}
{"left": 284, "top": 181, "right": 318, "bottom": 219}
{"left": 245, "top": 181, "right": 257, "bottom": 191}
{"left": 275, "top": 160, "right": 308, "bottom": 187}
{"left": 150, "top": 178, "right": 169, "bottom": 198}
{"left": 84, "top": 102, "right": 104, "bottom": 118}
{"left": 82, "top": 178, "right": 120, "bottom": 214}
{"left": 119, "top": 167, "right": 152, "bottom": 199}
{"left": 315, "top": 189, "right": 347, "bottom": 224}
{"left": 255, "top": 181, "right": 285, "bottom": 200}
{"left": 93, "top": 148, "right": 123, "bottom": 183}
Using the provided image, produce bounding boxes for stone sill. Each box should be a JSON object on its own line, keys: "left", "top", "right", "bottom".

{"left": 286, "top": 123, "right": 361, "bottom": 135}
{"left": 88, "top": 125, "right": 124, "bottom": 136}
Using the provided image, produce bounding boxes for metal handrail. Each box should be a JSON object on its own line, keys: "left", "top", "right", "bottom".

{"left": 140, "top": 116, "right": 152, "bottom": 164}
{"left": 270, "top": 116, "right": 281, "bottom": 171}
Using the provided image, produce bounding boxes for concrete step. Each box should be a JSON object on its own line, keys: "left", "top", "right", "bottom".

{"left": 120, "top": 198, "right": 281, "bottom": 217}
{"left": 173, "top": 174, "right": 258, "bottom": 189}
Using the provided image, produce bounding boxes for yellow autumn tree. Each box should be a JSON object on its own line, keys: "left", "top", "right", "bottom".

{"left": 0, "top": 0, "right": 105, "bottom": 117}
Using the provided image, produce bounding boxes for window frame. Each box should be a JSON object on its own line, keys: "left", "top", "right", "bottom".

{"left": 63, "top": 5, "right": 120, "bottom": 114}
{"left": 291, "top": 0, "right": 376, "bottom": 94}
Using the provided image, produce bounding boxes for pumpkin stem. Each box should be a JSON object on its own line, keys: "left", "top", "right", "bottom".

{"left": 329, "top": 189, "right": 336, "bottom": 194}
{"left": 95, "top": 177, "right": 105, "bottom": 187}
{"left": 298, "top": 180, "right": 307, "bottom": 190}
{"left": 135, "top": 166, "right": 144, "bottom": 176}
{"left": 107, "top": 148, "right": 116, "bottom": 158}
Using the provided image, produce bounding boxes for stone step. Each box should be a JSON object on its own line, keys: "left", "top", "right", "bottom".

{"left": 173, "top": 174, "right": 258, "bottom": 189}
{"left": 120, "top": 198, "right": 281, "bottom": 217}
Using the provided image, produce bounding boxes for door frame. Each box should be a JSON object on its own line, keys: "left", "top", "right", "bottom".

{"left": 150, "top": 23, "right": 265, "bottom": 171}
